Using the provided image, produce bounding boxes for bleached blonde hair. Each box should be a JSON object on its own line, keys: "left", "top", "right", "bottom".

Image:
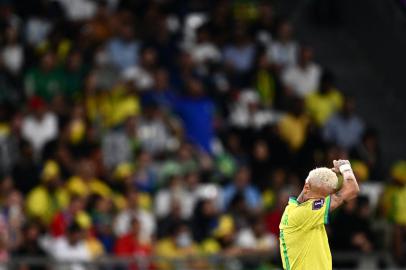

{"left": 306, "top": 167, "right": 338, "bottom": 190}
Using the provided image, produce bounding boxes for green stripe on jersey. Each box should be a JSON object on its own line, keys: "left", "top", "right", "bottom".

{"left": 280, "top": 229, "right": 291, "bottom": 270}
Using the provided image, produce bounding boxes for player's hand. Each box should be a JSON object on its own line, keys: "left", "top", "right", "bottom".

{"left": 333, "top": 159, "right": 351, "bottom": 174}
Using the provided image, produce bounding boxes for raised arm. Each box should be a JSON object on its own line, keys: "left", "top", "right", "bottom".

{"left": 330, "top": 160, "right": 360, "bottom": 211}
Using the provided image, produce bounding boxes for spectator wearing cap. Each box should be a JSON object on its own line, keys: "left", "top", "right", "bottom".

{"left": 282, "top": 46, "right": 321, "bottom": 98}
{"left": 21, "top": 96, "right": 58, "bottom": 158}
{"left": 26, "top": 160, "right": 69, "bottom": 224}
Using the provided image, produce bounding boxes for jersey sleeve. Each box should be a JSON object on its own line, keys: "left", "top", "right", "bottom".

{"left": 294, "top": 196, "right": 331, "bottom": 230}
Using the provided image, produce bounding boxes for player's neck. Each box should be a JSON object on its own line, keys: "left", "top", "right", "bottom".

{"left": 297, "top": 191, "right": 323, "bottom": 203}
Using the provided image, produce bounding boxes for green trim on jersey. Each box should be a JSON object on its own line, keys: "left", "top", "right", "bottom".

{"left": 289, "top": 197, "right": 299, "bottom": 205}
{"left": 324, "top": 195, "right": 331, "bottom": 224}
{"left": 280, "top": 229, "right": 291, "bottom": 270}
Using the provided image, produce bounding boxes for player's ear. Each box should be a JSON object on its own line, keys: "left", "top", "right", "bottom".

{"left": 304, "top": 182, "right": 311, "bottom": 193}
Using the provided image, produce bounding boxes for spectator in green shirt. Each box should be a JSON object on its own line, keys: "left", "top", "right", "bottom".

{"left": 24, "top": 51, "right": 65, "bottom": 102}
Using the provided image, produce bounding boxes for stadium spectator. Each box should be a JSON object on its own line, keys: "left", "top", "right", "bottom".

{"left": 114, "top": 217, "right": 153, "bottom": 269}
{"left": 46, "top": 222, "right": 91, "bottom": 270}
{"left": 323, "top": 96, "right": 365, "bottom": 150}
{"left": 222, "top": 166, "right": 262, "bottom": 212}
{"left": 105, "top": 22, "right": 140, "bottom": 71}
{"left": 174, "top": 78, "right": 215, "bottom": 153}
{"left": 21, "top": 97, "right": 58, "bottom": 158}
{"left": 26, "top": 160, "right": 69, "bottom": 224}
{"left": 267, "top": 20, "right": 298, "bottom": 69}
{"left": 305, "top": 70, "right": 343, "bottom": 126}
{"left": 13, "top": 222, "right": 48, "bottom": 270}
{"left": 114, "top": 189, "right": 155, "bottom": 243}
{"left": 24, "top": 51, "right": 65, "bottom": 102}
{"left": 278, "top": 97, "right": 310, "bottom": 151}
{"left": 282, "top": 46, "right": 321, "bottom": 97}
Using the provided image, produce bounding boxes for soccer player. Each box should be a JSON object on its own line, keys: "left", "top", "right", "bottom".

{"left": 279, "top": 160, "right": 360, "bottom": 270}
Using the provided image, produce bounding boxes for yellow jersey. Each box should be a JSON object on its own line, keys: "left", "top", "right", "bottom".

{"left": 279, "top": 196, "right": 332, "bottom": 270}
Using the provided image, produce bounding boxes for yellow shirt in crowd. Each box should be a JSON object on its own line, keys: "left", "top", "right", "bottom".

{"left": 305, "top": 89, "right": 343, "bottom": 126}
{"left": 278, "top": 114, "right": 310, "bottom": 151}
{"left": 26, "top": 186, "right": 70, "bottom": 224}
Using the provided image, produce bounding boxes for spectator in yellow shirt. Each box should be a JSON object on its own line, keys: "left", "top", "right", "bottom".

{"left": 26, "top": 160, "right": 69, "bottom": 224}
{"left": 155, "top": 222, "right": 201, "bottom": 269}
{"left": 306, "top": 71, "right": 343, "bottom": 126}
{"left": 67, "top": 159, "right": 111, "bottom": 198}
{"left": 278, "top": 98, "right": 310, "bottom": 151}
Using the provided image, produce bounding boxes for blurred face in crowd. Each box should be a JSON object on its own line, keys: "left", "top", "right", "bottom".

{"left": 201, "top": 199, "right": 217, "bottom": 217}
{"left": 41, "top": 52, "right": 57, "bottom": 72}
{"left": 298, "top": 47, "right": 313, "bottom": 67}
{"left": 253, "top": 140, "right": 269, "bottom": 161}
{"left": 66, "top": 51, "right": 83, "bottom": 72}
{"left": 252, "top": 220, "right": 266, "bottom": 237}
{"left": 174, "top": 225, "right": 193, "bottom": 248}
{"left": 196, "top": 27, "right": 210, "bottom": 44}
{"left": 25, "top": 223, "right": 41, "bottom": 242}
{"left": 126, "top": 189, "right": 139, "bottom": 209}
{"left": 130, "top": 218, "right": 141, "bottom": 237}
{"left": 141, "top": 47, "right": 157, "bottom": 68}
{"left": 342, "top": 97, "right": 356, "bottom": 117}
{"left": 233, "top": 26, "right": 249, "bottom": 45}
{"left": 5, "top": 25, "right": 18, "bottom": 44}
{"left": 235, "top": 167, "right": 251, "bottom": 189}
{"left": 120, "top": 24, "right": 135, "bottom": 42}
{"left": 187, "top": 78, "right": 204, "bottom": 98}
{"left": 257, "top": 53, "right": 270, "bottom": 69}
{"left": 69, "top": 197, "right": 85, "bottom": 216}
{"left": 185, "top": 172, "right": 200, "bottom": 189}
{"left": 78, "top": 160, "right": 95, "bottom": 180}
{"left": 67, "top": 227, "right": 83, "bottom": 246}
{"left": 290, "top": 97, "right": 305, "bottom": 116}
{"left": 154, "top": 68, "right": 169, "bottom": 90}
{"left": 271, "top": 169, "right": 287, "bottom": 190}
{"left": 278, "top": 21, "right": 293, "bottom": 42}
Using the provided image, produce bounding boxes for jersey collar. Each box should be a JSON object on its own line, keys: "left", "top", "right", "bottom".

{"left": 289, "top": 197, "right": 299, "bottom": 205}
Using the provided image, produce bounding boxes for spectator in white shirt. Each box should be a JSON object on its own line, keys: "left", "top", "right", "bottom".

{"left": 113, "top": 189, "right": 155, "bottom": 243}
{"left": 21, "top": 97, "right": 58, "bottom": 159}
{"left": 48, "top": 223, "right": 91, "bottom": 270}
{"left": 1, "top": 25, "right": 24, "bottom": 75}
{"left": 282, "top": 46, "right": 321, "bottom": 98}
{"left": 236, "top": 216, "right": 277, "bottom": 253}
{"left": 267, "top": 21, "right": 298, "bottom": 68}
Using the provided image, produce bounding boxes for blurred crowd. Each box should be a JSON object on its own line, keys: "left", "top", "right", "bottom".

{"left": 0, "top": 0, "right": 405, "bottom": 269}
